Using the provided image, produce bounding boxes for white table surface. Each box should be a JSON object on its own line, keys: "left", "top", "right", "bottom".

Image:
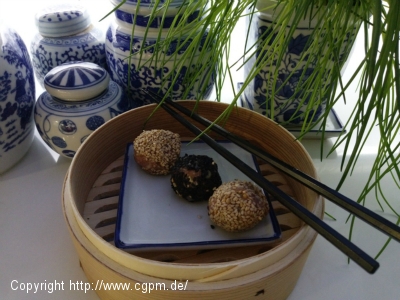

{"left": 1, "top": 1, "right": 399, "bottom": 299}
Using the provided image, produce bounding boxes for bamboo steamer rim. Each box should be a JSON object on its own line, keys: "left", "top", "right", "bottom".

{"left": 64, "top": 101, "right": 323, "bottom": 281}
{"left": 64, "top": 173, "right": 322, "bottom": 281}
{"left": 63, "top": 181, "right": 321, "bottom": 292}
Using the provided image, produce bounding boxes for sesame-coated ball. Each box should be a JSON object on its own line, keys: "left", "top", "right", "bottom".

{"left": 134, "top": 129, "right": 181, "bottom": 175}
{"left": 208, "top": 180, "right": 269, "bottom": 232}
{"left": 171, "top": 154, "right": 222, "bottom": 202}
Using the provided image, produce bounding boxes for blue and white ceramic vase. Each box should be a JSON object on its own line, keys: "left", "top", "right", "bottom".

{"left": 242, "top": 1, "right": 358, "bottom": 125}
{"left": 30, "top": 3, "right": 106, "bottom": 87}
{"left": 111, "top": 0, "right": 201, "bottom": 29}
{"left": 34, "top": 62, "right": 132, "bottom": 158}
{"left": 105, "top": 0, "right": 214, "bottom": 106}
{"left": 0, "top": 25, "right": 36, "bottom": 174}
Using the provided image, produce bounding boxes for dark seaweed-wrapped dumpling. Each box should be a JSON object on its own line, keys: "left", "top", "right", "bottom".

{"left": 170, "top": 154, "right": 222, "bottom": 202}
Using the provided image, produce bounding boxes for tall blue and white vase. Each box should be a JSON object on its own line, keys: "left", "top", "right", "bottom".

{"left": 30, "top": 3, "right": 106, "bottom": 87}
{"left": 0, "top": 25, "right": 35, "bottom": 173}
{"left": 105, "top": 0, "right": 214, "bottom": 106}
{"left": 242, "top": 1, "right": 358, "bottom": 125}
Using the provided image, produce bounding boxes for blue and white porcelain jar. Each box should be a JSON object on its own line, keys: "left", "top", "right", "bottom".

{"left": 110, "top": 0, "right": 201, "bottom": 29}
{"left": 0, "top": 25, "right": 36, "bottom": 174}
{"left": 105, "top": 0, "right": 214, "bottom": 106}
{"left": 242, "top": 1, "right": 358, "bottom": 125}
{"left": 34, "top": 62, "right": 132, "bottom": 158}
{"left": 30, "top": 3, "right": 106, "bottom": 87}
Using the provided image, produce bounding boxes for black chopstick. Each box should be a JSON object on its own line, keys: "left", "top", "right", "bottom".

{"left": 143, "top": 89, "right": 400, "bottom": 244}
{"left": 149, "top": 94, "right": 379, "bottom": 274}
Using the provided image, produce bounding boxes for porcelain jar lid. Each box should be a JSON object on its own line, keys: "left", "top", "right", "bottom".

{"left": 44, "top": 62, "right": 110, "bottom": 102}
{"left": 35, "top": 3, "right": 91, "bottom": 37}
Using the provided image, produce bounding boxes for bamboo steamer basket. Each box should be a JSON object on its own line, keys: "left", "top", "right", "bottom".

{"left": 62, "top": 101, "right": 324, "bottom": 299}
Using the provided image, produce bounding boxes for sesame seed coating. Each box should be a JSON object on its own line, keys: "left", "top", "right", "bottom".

{"left": 133, "top": 129, "right": 181, "bottom": 175}
{"left": 208, "top": 180, "right": 269, "bottom": 232}
{"left": 170, "top": 154, "right": 222, "bottom": 202}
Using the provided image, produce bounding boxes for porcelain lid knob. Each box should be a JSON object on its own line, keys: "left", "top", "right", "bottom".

{"left": 35, "top": 3, "right": 91, "bottom": 37}
{"left": 44, "top": 62, "right": 110, "bottom": 102}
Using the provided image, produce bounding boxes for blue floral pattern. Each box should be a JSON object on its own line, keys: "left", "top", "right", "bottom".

{"left": 30, "top": 27, "right": 106, "bottom": 86}
{"left": 0, "top": 27, "right": 35, "bottom": 171}
{"left": 105, "top": 23, "right": 214, "bottom": 105}
{"left": 86, "top": 115, "right": 105, "bottom": 130}
{"left": 59, "top": 119, "right": 77, "bottom": 134}
{"left": 244, "top": 16, "right": 357, "bottom": 125}
{"left": 115, "top": 9, "right": 199, "bottom": 28}
{"left": 39, "top": 10, "right": 82, "bottom": 23}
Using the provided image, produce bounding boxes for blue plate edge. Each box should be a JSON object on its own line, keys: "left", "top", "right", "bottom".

{"left": 114, "top": 143, "right": 132, "bottom": 249}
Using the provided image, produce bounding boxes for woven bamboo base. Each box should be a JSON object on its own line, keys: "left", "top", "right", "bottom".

{"left": 82, "top": 152, "right": 302, "bottom": 264}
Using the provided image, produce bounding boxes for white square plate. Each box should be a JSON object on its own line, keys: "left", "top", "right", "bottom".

{"left": 115, "top": 141, "right": 281, "bottom": 251}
